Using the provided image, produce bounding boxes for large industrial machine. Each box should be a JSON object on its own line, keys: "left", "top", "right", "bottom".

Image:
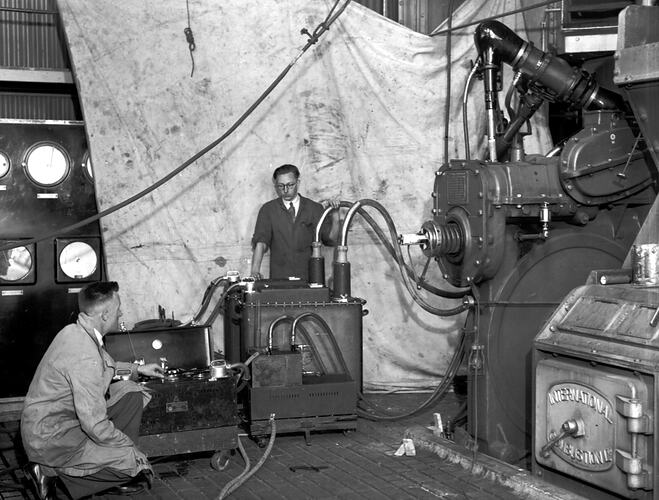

{"left": 400, "top": 1, "right": 658, "bottom": 471}
{"left": 531, "top": 3, "right": 659, "bottom": 499}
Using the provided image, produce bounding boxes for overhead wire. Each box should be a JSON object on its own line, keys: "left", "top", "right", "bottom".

{"left": 0, "top": 0, "right": 353, "bottom": 253}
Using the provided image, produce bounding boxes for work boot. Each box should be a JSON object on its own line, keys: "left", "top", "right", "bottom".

{"left": 103, "top": 469, "right": 153, "bottom": 496}
{"left": 24, "top": 462, "right": 56, "bottom": 500}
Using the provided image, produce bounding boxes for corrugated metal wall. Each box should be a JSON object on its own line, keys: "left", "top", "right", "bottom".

{"left": 0, "top": 0, "right": 457, "bottom": 120}
{"left": 0, "top": 0, "right": 78, "bottom": 119}
{"left": 0, "top": 91, "right": 78, "bottom": 119}
{"left": 0, "top": 0, "right": 68, "bottom": 69}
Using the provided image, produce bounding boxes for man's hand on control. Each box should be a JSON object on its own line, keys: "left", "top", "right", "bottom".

{"left": 251, "top": 271, "right": 263, "bottom": 280}
{"left": 138, "top": 363, "right": 165, "bottom": 379}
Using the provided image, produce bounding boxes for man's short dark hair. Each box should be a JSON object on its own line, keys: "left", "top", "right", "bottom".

{"left": 78, "top": 281, "right": 119, "bottom": 314}
{"left": 273, "top": 164, "right": 300, "bottom": 180}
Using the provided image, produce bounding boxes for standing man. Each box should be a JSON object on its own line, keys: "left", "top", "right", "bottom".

{"left": 21, "top": 281, "right": 164, "bottom": 499}
{"left": 251, "top": 164, "right": 339, "bottom": 281}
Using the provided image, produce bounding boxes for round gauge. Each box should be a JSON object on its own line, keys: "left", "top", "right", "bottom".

{"left": 0, "top": 151, "right": 9, "bottom": 178}
{"left": 24, "top": 143, "right": 70, "bottom": 186}
{"left": 59, "top": 241, "right": 98, "bottom": 279}
{"left": 0, "top": 245, "right": 33, "bottom": 282}
{"left": 82, "top": 151, "right": 94, "bottom": 180}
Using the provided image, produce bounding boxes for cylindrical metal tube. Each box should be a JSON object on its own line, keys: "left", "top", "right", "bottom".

{"left": 598, "top": 271, "right": 632, "bottom": 285}
{"left": 308, "top": 256, "right": 325, "bottom": 286}
{"left": 333, "top": 261, "right": 351, "bottom": 300}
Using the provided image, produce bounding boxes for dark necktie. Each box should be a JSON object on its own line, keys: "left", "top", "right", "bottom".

{"left": 288, "top": 202, "right": 295, "bottom": 222}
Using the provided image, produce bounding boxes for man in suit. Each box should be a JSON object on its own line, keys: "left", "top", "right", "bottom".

{"left": 251, "top": 164, "right": 339, "bottom": 280}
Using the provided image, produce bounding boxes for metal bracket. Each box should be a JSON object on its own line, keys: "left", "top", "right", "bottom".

{"left": 616, "top": 395, "right": 654, "bottom": 434}
{"left": 615, "top": 449, "right": 653, "bottom": 490}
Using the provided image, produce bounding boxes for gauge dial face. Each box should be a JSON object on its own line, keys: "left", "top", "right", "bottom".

{"left": 0, "top": 151, "right": 9, "bottom": 178}
{"left": 24, "top": 143, "right": 69, "bottom": 186}
{"left": 59, "top": 241, "right": 98, "bottom": 279}
{"left": 0, "top": 246, "right": 33, "bottom": 282}
{"left": 83, "top": 152, "right": 94, "bottom": 180}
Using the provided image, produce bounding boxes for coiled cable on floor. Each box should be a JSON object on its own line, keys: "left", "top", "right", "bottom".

{"left": 218, "top": 414, "right": 277, "bottom": 499}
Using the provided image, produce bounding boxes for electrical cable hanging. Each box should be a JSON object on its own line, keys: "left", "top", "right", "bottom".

{"left": 0, "top": 0, "right": 353, "bottom": 254}
{"left": 183, "top": 0, "right": 196, "bottom": 77}
{"left": 357, "top": 308, "right": 471, "bottom": 420}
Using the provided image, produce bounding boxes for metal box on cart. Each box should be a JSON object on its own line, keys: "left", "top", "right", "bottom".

{"left": 223, "top": 280, "right": 363, "bottom": 440}
{"left": 105, "top": 326, "right": 239, "bottom": 465}
{"left": 224, "top": 281, "right": 364, "bottom": 392}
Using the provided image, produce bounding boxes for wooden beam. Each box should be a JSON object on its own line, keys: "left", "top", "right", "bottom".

{"left": 0, "top": 68, "right": 73, "bottom": 84}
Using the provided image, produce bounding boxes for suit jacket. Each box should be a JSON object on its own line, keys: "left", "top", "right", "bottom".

{"left": 252, "top": 195, "right": 327, "bottom": 280}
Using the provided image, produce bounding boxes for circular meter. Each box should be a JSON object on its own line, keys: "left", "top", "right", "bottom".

{"left": 59, "top": 241, "right": 98, "bottom": 279}
{"left": 0, "top": 151, "right": 10, "bottom": 178}
{"left": 82, "top": 151, "right": 94, "bottom": 181}
{"left": 0, "top": 245, "right": 33, "bottom": 282}
{"left": 24, "top": 143, "right": 70, "bottom": 186}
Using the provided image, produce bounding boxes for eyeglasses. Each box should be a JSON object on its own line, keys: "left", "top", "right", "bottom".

{"left": 275, "top": 181, "right": 298, "bottom": 191}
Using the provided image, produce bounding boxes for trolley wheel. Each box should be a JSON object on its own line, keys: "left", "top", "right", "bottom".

{"left": 254, "top": 436, "right": 268, "bottom": 448}
{"left": 210, "top": 450, "right": 232, "bottom": 471}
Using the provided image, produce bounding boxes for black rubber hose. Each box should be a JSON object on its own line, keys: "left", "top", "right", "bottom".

{"left": 219, "top": 416, "right": 277, "bottom": 499}
{"left": 191, "top": 278, "right": 229, "bottom": 324}
{"left": 334, "top": 201, "right": 470, "bottom": 299}
{"left": 217, "top": 436, "right": 251, "bottom": 500}
{"left": 293, "top": 323, "right": 329, "bottom": 375}
{"left": 349, "top": 199, "right": 471, "bottom": 316}
{"left": 292, "top": 312, "right": 350, "bottom": 376}
{"left": 200, "top": 282, "right": 244, "bottom": 327}
{"left": 357, "top": 308, "right": 470, "bottom": 420}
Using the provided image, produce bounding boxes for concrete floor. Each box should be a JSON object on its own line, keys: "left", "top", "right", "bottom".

{"left": 1, "top": 392, "right": 580, "bottom": 500}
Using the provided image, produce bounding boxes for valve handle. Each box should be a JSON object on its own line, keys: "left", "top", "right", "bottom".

{"left": 540, "top": 418, "right": 583, "bottom": 458}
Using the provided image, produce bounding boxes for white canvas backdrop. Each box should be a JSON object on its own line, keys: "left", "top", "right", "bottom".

{"left": 57, "top": 0, "right": 551, "bottom": 389}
